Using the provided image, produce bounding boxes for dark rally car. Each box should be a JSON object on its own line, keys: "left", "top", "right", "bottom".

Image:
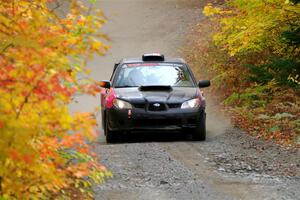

{"left": 100, "top": 53, "right": 210, "bottom": 143}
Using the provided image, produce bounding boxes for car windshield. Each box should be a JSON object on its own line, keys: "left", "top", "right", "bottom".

{"left": 114, "top": 63, "right": 194, "bottom": 88}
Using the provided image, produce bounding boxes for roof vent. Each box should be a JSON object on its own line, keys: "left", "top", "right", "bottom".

{"left": 142, "top": 53, "right": 164, "bottom": 61}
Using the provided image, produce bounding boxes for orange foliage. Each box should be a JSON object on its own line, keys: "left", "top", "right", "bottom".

{"left": 0, "top": 0, "right": 111, "bottom": 199}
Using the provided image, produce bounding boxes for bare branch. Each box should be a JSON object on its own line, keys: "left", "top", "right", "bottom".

{"left": 49, "top": 0, "right": 64, "bottom": 12}
{"left": 1, "top": 43, "right": 13, "bottom": 53}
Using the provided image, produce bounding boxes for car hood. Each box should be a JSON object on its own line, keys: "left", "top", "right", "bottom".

{"left": 114, "top": 87, "right": 198, "bottom": 103}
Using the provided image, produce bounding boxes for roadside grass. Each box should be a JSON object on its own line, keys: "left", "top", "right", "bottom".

{"left": 183, "top": 13, "right": 300, "bottom": 148}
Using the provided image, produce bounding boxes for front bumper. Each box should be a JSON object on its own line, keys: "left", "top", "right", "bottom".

{"left": 106, "top": 107, "right": 204, "bottom": 131}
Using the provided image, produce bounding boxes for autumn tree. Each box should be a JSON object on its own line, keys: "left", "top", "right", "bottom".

{"left": 0, "top": 0, "right": 111, "bottom": 199}
{"left": 204, "top": 0, "right": 300, "bottom": 86}
{"left": 201, "top": 0, "right": 300, "bottom": 145}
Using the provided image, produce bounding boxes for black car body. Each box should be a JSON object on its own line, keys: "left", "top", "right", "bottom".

{"left": 100, "top": 54, "right": 210, "bottom": 143}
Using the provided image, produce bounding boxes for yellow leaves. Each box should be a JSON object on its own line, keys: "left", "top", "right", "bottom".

{"left": 203, "top": 3, "right": 233, "bottom": 17}
{"left": 0, "top": 0, "right": 109, "bottom": 199}
{"left": 198, "top": 1, "right": 300, "bottom": 147}
{"left": 204, "top": 0, "right": 300, "bottom": 56}
{"left": 68, "top": 36, "right": 80, "bottom": 46}
{"left": 91, "top": 40, "right": 103, "bottom": 51}
{"left": 77, "top": 15, "right": 87, "bottom": 26}
{"left": 203, "top": 4, "right": 222, "bottom": 16}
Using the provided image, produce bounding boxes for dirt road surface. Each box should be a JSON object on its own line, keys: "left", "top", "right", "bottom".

{"left": 69, "top": 0, "right": 300, "bottom": 199}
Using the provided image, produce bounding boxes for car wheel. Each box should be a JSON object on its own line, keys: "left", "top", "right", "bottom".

{"left": 192, "top": 111, "right": 206, "bottom": 141}
{"left": 105, "top": 118, "right": 118, "bottom": 143}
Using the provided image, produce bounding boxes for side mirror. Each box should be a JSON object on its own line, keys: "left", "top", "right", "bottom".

{"left": 99, "top": 80, "right": 111, "bottom": 89}
{"left": 198, "top": 80, "right": 210, "bottom": 88}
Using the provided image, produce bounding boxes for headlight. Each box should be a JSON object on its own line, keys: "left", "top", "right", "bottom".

{"left": 181, "top": 98, "right": 200, "bottom": 109}
{"left": 113, "top": 99, "right": 132, "bottom": 109}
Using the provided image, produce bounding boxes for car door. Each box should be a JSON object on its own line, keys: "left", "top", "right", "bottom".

{"left": 100, "top": 63, "right": 119, "bottom": 127}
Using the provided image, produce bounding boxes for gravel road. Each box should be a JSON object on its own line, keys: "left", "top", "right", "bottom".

{"left": 69, "top": 0, "right": 300, "bottom": 199}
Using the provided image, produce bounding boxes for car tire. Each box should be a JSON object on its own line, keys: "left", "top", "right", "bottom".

{"left": 105, "top": 118, "right": 118, "bottom": 143}
{"left": 192, "top": 111, "right": 206, "bottom": 141}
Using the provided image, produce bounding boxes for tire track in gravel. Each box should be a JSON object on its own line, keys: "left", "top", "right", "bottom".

{"left": 161, "top": 130, "right": 300, "bottom": 200}
{"left": 94, "top": 142, "right": 232, "bottom": 200}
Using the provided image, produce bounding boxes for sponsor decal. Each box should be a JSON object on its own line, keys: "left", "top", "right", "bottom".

{"left": 105, "top": 88, "right": 116, "bottom": 108}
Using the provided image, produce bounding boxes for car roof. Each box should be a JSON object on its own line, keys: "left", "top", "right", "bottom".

{"left": 119, "top": 57, "right": 187, "bottom": 64}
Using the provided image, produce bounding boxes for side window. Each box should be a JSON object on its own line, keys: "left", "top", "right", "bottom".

{"left": 115, "top": 66, "right": 131, "bottom": 86}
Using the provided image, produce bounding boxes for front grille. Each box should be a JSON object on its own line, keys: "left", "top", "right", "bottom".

{"left": 134, "top": 119, "right": 181, "bottom": 127}
{"left": 148, "top": 103, "right": 167, "bottom": 111}
{"left": 167, "top": 103, "right": 181, "bottom": 109}
{"left": 132, "top": 102, "right": 181, "bottom": 111}
{"left": 133, "top": 103, "right": 146, "bottom": 109}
